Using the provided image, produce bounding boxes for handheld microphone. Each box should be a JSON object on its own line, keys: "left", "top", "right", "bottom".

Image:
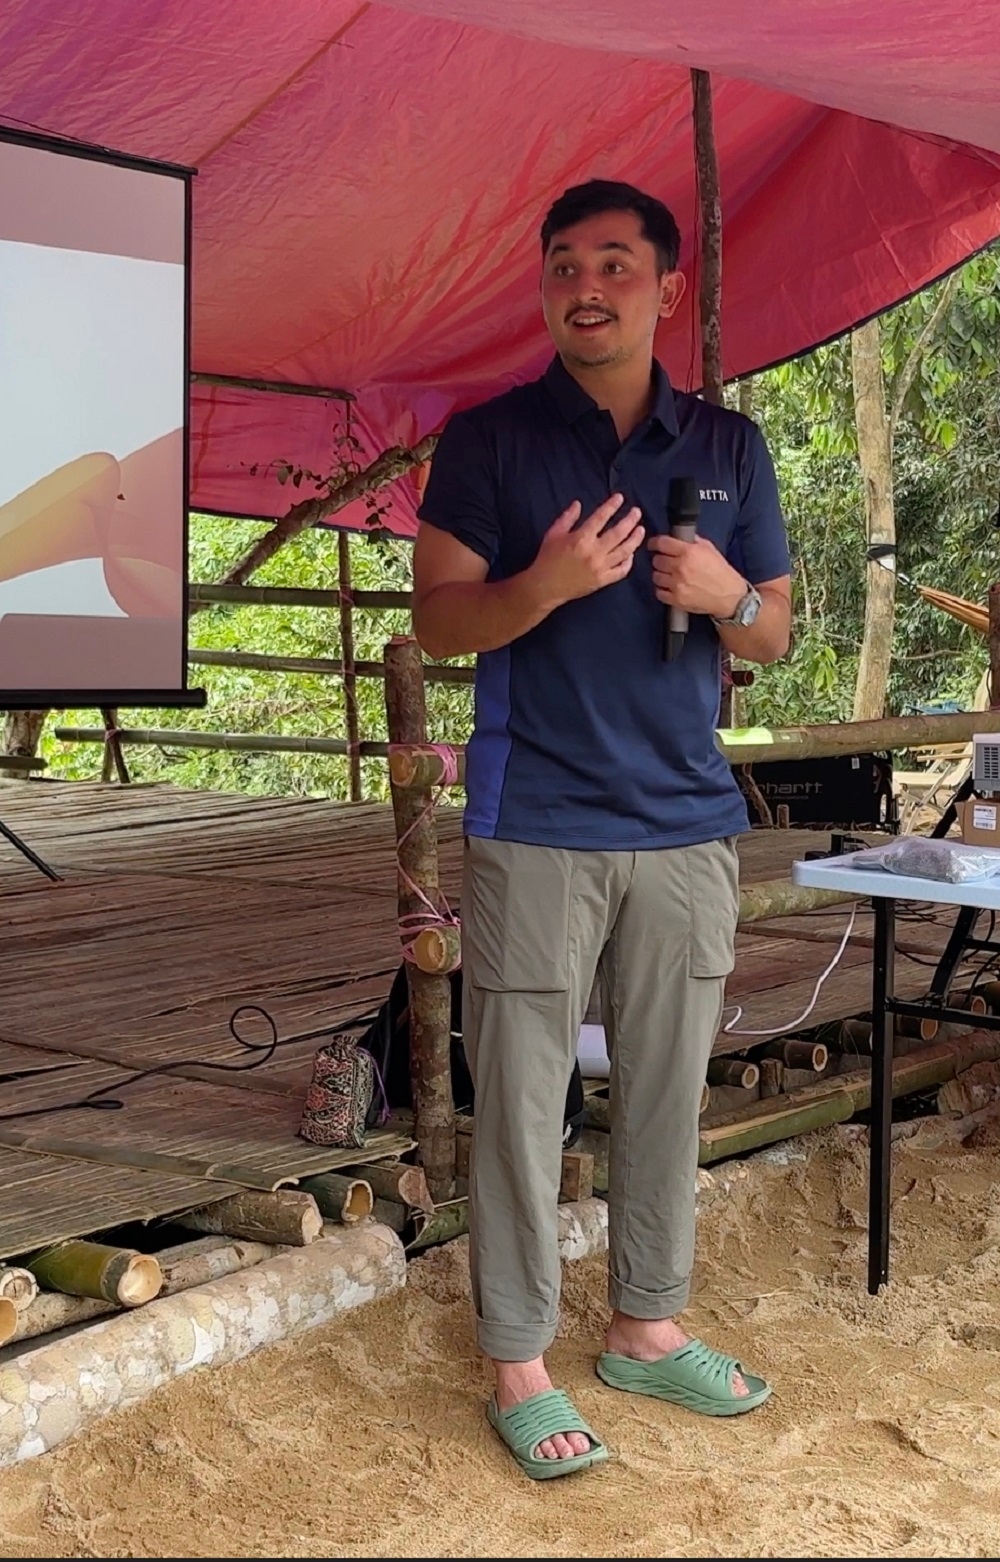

{"left": 662, "top": 476, "right": 700, "bottom": 663}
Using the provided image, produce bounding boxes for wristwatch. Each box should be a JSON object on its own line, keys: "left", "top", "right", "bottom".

{"left": 713, "top": 581, "right": 762, "bottom": 629}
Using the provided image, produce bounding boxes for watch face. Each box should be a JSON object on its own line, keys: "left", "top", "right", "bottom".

{"left": 738, "top": 588, "right": 761, "bottom": 627}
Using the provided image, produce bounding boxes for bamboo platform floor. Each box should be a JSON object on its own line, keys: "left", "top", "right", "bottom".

{"left": 0, "top": 778, "right": 966, "bottom": 1258}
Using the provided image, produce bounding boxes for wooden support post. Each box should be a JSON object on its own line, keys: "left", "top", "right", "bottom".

{"left": 338, "top": 531, "right": 363, "bottom": 802}
{"left": 100, "top": 706, "right": 130, "bottom": 784}
{"left": 559, "top": 1149, "right": 595, "bottom": 1203}
{"left": 989, "top": 584, "right": 1000, "bottom": 707}
{"left": 759, "top": 1058, "right": 784, "bottom": 1098}
{"left": 384, "top": 635, "right": 456, "bottom": 1202}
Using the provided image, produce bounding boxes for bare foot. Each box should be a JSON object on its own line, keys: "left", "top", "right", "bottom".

{"left": 494, "top": 1357, "right": 593, "bottom": 1460}
{"left": 604, "top": 1312, "right": 748, "bottom": 1397}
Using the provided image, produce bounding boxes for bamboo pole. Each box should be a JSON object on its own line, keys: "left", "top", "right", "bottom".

{"left": 54, "top": 727, "right": 392, "bottom": 758}
{"left": 718, "top": 708, "right": 1000, "bottom": 766}
{"left": 26, "top": 1242, "right": 162, "bottom": 1306}
{"left": 213, "top": 435, "right": 439, "bottom": 593}
{"left": 189, "top": 583, "right": 411, "bottom": 610}
{"left": 338, "top": 530, "right": 363, "bottom": 802}
{"left": 188, "top": 648, "right": 474, "bottom": 685}
{"left": 384, "top": 636, "right": 456, "bottom": 1201}
{"left": 177, "top": 1189, "right": 323, "bottom": 1246}
{"left": 99, "top": 706, "right": 130, "bottom": 784}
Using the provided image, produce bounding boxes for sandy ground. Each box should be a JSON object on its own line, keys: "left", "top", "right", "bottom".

{"left": 2, "top": 1121, "right": 1000, "bottom": 1559}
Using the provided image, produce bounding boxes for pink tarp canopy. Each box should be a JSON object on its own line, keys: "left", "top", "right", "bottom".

{"left": 3, "top": 1, "right": 1000, "bottom": 536}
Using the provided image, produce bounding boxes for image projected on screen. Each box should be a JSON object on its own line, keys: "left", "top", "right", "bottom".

{"left": 0, "top": 133, "right": 190, "bottom": 699}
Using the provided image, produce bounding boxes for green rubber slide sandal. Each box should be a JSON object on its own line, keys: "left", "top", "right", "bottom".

{"left": 486, "top": 1388, "right": 610, "bottom": 1480}
{"left": 596, "top": 1339, "right": 772, "bottom": 1417}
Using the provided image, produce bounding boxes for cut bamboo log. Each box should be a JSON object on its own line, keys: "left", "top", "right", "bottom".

{"left": 177, "top": 1188, "right": 323, "bottom": 1247}
{"left": 895, "top": 1012, "right": 941, "bottom": 1040}
{"left": 698, "top": 1030, "right": 1000, "bottom": 1164}
{"left": 296, "top": 1173, "right": 375, "bottom": 1225}
{"left": 409, "top": 924, "right": 462, "bottom": 975}
{"left": 385, "top": 636, "right": 456, "bottom": 1202}
{"left": 717, "top": 708, "right": 1000, "bottom": 766}
{"left": 336, "top": 1159, "right": 434, "bottom": 1213}
{"left": 978, "top": 980, "right": 1000, "bottom": 1012}
{"left": 0, "top": 1265, "right": 38, "bottom": 1310}
{"left": 26, "top": 1241, "right": 162, "bottom": 1307}
{"left": 707, "top": 1058, "right": 760, "bottom": 1089}
{"left": 0, "top": 1298, "right": 16, "bottom": 1347}
{"left": 948, "top": 992, "right": 987, "bottom": 1017}
{"left": 0, "top": 1224, "right": 407, "bottom": 1470}
{"left": 759, "top": 1040, "right": 828, "bottom": 1072}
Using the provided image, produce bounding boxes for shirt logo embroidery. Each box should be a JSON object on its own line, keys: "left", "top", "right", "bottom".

{"left": 699, "top": 487, "right": 730, "bottom": 502}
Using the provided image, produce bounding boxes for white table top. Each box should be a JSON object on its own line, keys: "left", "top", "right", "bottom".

{"left": 792, "top": 855, "right": 1000, "bottom": 910}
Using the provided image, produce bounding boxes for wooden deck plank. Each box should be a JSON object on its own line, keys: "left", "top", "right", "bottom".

{"left": 0, "top": 780, "right": 961, "bottom": 1255}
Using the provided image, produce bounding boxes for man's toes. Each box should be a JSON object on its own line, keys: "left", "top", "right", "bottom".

{"left": 536, "top": 1437, "right": 559, "bottom": 1459}
{"left": 567, "top": 1431, "right": 592, "bottom": 1456}
{"left": 550, "top": 1433, "right": 575, "bottom": 1459}
{"left": 732, "top": 1370, "right": 749, "bottom": 1398}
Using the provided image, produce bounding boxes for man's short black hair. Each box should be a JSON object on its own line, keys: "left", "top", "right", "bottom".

{"left": 541, "top": 179, "right": 681, "bottom": 274}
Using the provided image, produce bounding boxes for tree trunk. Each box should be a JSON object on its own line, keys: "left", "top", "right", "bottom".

{"left": 3, "top": 709, "right": 47, "bottom": 757}
{"left": 851, "top": 318, "right": 896, "bottom": 721}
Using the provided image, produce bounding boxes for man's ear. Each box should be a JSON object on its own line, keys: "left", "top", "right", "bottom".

{"left": 659, "top": 270, "right": 686, "bottom": 320}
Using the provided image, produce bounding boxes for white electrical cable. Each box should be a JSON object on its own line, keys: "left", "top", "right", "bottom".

{"left": 721, "top": 905, "right": 858, "bottom": 1037}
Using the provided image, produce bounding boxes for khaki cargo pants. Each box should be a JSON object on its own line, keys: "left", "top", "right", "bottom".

{"left": 461, "top": 834, "right": 739, "bottom": 1362}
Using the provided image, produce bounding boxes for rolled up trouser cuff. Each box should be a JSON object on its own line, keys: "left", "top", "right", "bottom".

{"left": 477, "top": 1314, "right": 560, "bottom": 1362}
{"left": 608, "top": 1273, "right": 691, "bottom": 1320}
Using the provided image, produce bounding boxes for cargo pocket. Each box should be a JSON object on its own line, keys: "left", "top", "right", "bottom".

{"left": 463, "top": 837, "right": 571, "bottom": 992}
{"left": 687, "top": 837, "right": 740, "bottom": 978}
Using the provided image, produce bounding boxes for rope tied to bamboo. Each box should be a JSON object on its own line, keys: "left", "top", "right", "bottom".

{"left": 391, "top": 743, "right": 462, "bottom": 968}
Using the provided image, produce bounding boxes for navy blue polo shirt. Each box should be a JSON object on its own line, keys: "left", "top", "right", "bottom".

{"left": 417, "top": 356, "right": 790, "bottom": 850}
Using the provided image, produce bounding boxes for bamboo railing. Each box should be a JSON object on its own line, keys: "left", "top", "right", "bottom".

{"left": 54, "top": 573, "right": 471, "bottom": 802}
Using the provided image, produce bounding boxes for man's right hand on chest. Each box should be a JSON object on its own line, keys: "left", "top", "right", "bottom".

{"left": 530, "top": 494, "right": 644, "bottom": 609}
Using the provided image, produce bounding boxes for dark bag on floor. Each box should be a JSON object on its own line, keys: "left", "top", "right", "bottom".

{"left": 358, "top": 962, "right": 586, "bottom": 1147}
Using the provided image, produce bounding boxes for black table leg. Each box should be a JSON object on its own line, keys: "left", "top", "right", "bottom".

{"left": 868, "top": 895, "right": 895, "bottom": 1294}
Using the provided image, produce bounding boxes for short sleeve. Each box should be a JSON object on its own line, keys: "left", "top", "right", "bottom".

{"left": 417, "top": 411, "right": 500, "bottom": 567}
{"left": 727, "top": 424, "right": 791, "bottom": 585}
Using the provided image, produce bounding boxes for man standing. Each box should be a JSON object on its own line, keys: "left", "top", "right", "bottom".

{"left": 413, "top": 180, "right": 791, "bottom": 1479}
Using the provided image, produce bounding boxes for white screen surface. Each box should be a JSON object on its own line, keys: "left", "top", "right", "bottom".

{"left": 0, "top": 134, "right": 188, "bottom": 696}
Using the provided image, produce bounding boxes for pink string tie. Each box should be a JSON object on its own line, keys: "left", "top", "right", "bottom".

{"left": 391, "top": 744, "right": 462, "bottom": 965}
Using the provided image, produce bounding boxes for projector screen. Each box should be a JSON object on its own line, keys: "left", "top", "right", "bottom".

{"left": 0, "top": 128, "right": 198, "bottom": 707}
